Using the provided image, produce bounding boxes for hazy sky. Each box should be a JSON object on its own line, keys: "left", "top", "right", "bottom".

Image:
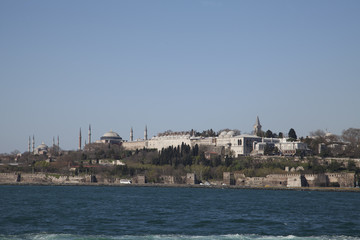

{"left": 1, "top": 0, "right": 359, "bottom": 153}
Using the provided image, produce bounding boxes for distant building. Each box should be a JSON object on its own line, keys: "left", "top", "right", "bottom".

{"left": 99, "top": 130, "right": 123, "bottom": 144}
{"left": 112, "top": 117, "right": 308, "bottom": 157}
{"left": 253, "top": 116, "right": 262, "bottom": 136}
{"left": 34, "top": 142, "right": 48, "bottom": 155}
{"left": 230, "top": 134, "right": 262, "bottom": 156}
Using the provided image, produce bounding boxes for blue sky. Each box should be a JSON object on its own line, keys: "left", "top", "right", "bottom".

{"left": 1, "top": 0, "right": 359, "bottom": 153}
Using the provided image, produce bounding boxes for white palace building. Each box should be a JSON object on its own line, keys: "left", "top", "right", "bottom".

{"left": 98, "top": 117, "right": 308, "bottom": 157}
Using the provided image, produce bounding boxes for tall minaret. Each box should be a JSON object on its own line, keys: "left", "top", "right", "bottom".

{"left": 53, "top": 137, "right": 55, "bottom": 147}
{"left": 130, "top": 127, "right": 133, "bottom": 142}
{"left": 28, "top": 136, "right": 31, "bottom": 153}
{"left": 144, "top": 125, "right": 148, "bottom": 140}
{"left": 57, "top": 135, "right": 60, "bottom": 150}
{"left": 88, "top": 124, "right": 91, "bottom": 144}
{"left": 32, "top": 135, "right": 35, "bottom": 153}
{"left": 254, "top": 116, "right": 262, "bottom": 136}
{"left": 79, "top": 128, "right": 82, "bottom": 150}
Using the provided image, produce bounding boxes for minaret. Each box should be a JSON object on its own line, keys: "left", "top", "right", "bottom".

{"left": 32, "top": 135, "right": 35, "bottom": 153}
{"left": 28, "top": 136, "right": 31, "bottom": 153}
{"left": 88, "top": 124, "right": 91, "bottom": 144}
{"left": 57, "top": 135, "right": 60, "bottom": 150}
{"left": 130, "top": 127, "right": 133, "bottom": 142}
{"left": 144, "top": 125, "right": 148, "bottom": 140}
{"left": 79, "top": 128, "right": 82, "bottom": 150}
{"left": 254, "top": 116, "right": 262, "bottom": 136}
{"left": 53, "top": 137, "right": 55, "bottom": 147}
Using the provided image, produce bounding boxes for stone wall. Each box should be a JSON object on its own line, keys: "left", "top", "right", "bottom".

{"left": 122, "top": 141, "right": 147, "bottom": 150}
{"left": 0, "top": 173, "right": 19, "bottom": 183}
{"left": 223, "top": 172, "right": 232, "bottom": 185}
{"left": 234, "top": 172, "right": 246, "bottom": 185}
{"left": 304, "top": 174, "right": 327, "bottom": 187}
{"left": 265, "top": 174, "right": 289, "bottom": 187}
{"left": 132, "top": 175, "right": 146, "bottom": 184}
{"left": 186, "top": 173, "right": 196, "bottom": 185}
{"left": 160, "top": 175, "right": 175, "bottom": 184}
{"left": 326, "top": 173, "right": 354, "bottom": 187}
{"left": 0, "top": 173, "right": 92, "bottom": 184}
{"left": 224, "top": 172, "right": 355, "bottom": 188}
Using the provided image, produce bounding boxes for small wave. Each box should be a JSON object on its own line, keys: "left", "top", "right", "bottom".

{"left": 0, "top": 234, "right": 360, "bottom": 240}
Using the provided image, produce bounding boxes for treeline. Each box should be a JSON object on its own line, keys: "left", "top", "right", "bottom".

{"left": 151, "top": 143, "right": 225, "bottom": 167}
{"left": 304, "top": 128, "right": 360, "bottom": 158}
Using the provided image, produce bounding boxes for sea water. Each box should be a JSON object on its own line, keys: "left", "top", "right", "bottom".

{"left": 0, "top": 186, "right": 359, "bottom": 240}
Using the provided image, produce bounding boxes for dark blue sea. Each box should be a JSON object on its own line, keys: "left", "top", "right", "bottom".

{"left": 0, "top": 185, "right": 359, "bottom": 240}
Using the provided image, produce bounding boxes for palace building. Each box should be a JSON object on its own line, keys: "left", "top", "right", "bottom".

{"left": 92, "top": 117, "right": 308, "bottom": 157}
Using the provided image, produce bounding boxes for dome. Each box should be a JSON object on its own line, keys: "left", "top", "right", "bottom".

{"left": 100, "top": 130, "right": 122, "bottom": 144}
{"left": 227, "top": 131, "right": 235, "bottom": 137}
{"left": 102, "top": 130, "right": 120, "bottom": 138}
{"left": 37, "top": 142, "right": 48, "bottom": 150}
{"left": 34, "top": 142, "right": 48, "bottom": 155}
{"left": 325, "top": 132, "right": 334, "bottom": 137}
{"left": 219, "top": 131, "right": 227, "bottom": 137}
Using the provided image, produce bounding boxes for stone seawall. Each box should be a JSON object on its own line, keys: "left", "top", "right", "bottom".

{"left": 224, "top": 172, "right": 355, "bottom": 188}
{"left": 0, "top": 173, "right": 92, "bottom": 184}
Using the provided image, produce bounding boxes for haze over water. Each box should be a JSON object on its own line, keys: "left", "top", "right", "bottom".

{"left": 0, "top": 186, "right": 359, "bottom": 240}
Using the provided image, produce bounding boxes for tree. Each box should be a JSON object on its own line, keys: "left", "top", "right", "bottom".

{"left": 278, "top": 132, "right": 283, "bottom": 138}
{"left": 310, "top": 129, "right": 326, "bottom": 139}
{"left": 347, "top": 160, "right": 357, "bottom": 172}
{"left": 265, "top": 130, "right": 273, "bottom": 138}
{"left": 342, "top": 128, "right": 360, "bottom": 145}
{"left": 11, "top": 150, "right": 20, "bottom": 155}
{"left": 288, "top": 128, "right": 297, "bottom": 140}
{"left": 200, "top": 129, "right": 217, "bottom": 137}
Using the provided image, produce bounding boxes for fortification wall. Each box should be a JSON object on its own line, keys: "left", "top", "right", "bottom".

{"left": 122, "top": 141, "right": 147, "bottom": 150}
{"left": 304, "top": 174, "right": 327, "bottom": 187}
{"left": 223, "top": 172, "right": 232, "bottom": 185}
{"left": 244, "top": 177, "right": 265, "bottom": 187}
{"left": 233, "top": 172, "right": 245, "bottom": 186}
{"left": 0, "top": 173, "right": 93, "bottom": 184}
{"left": 160, "top": 175, "right": 175, "bottom": 184}
{"left": 186, "top": 173, "right": 196, "bottom": 185}
{"left": 132, "top": 175, "right": 146, "bottom": 184}
{"left": 0, "top": 173, "right": 19, "bottom": 183}
{"left": 147, "top": 137, "right": 192, "bottom": 151}
{"left": 326, "top": 173, "right": 354, "bottom": 187}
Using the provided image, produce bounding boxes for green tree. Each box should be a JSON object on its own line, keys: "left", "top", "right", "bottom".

{"left": 288, "top": 128, "right": 297, "bottom": 140}
{"left": 265, "top": 130, "right": 273, "bottom": 138}
{"left": 347, "top": 160, "right": 357, "bottom": 172}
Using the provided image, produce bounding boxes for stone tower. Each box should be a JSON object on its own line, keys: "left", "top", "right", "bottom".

{"left": 130, "top": 127, "right": 133, "bottom": 142}
{"left": 88, "top": 124, "right": 91, "bottom": 144}
{"left": 79, "top": 128, "right": 82, "bottom": 150}
{"left": 253, "top": 116, "right": 262, "bottom": 136}
{"left": 144, "top": 125, "right": 148, "bottom": 140}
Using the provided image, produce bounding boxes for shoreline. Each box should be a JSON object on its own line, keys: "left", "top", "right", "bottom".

{"left": 1, "top": 182, "right": 360, "bottom": 193}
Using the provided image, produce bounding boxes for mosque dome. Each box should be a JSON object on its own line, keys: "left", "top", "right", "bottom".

{"left": 100, "top": 130, "right": 122, "bottom": 144}
{"left": 102, "top": 130, "right": 121, "bottom": 138}
{"left": 34, "top": 142, "right": 48, "bottom": 155}
{"left": 37, "top": 142, "right": 48, "bottom": 150}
